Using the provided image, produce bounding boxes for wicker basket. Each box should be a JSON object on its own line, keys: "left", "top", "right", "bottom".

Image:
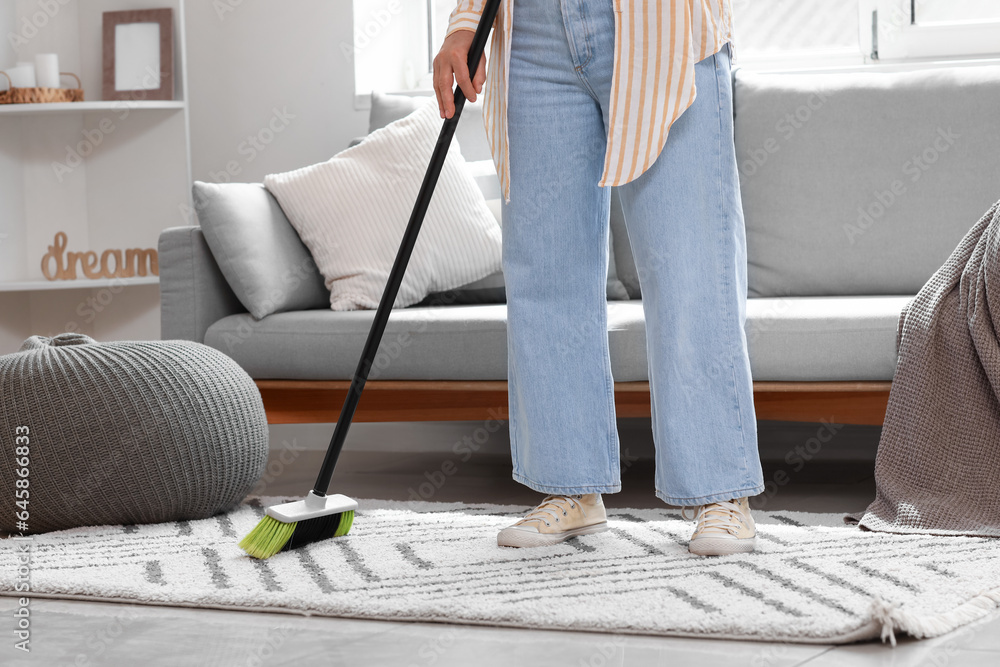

{"left": 0, "top": 71, "right": 84, "bottom": 104}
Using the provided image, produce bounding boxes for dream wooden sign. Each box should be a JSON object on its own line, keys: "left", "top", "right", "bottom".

{"left": 41, "top": 232, "right": 158, "bottom": 281}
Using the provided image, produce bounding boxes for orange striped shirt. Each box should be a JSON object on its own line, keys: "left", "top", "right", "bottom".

{"left": 447, "top": 0, "right": 735, "bottom": 204}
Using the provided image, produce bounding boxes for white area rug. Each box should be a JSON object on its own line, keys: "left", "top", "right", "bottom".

{"left": 3, "top": 498, "right": 1000, "bottom": 644}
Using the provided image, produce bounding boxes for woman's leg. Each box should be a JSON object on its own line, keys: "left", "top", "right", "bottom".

{"left": 501, "top": 0, "right": 620, "bottom": 494}
{"left": 616, "top": 45, "right": 765, "bottom": 506}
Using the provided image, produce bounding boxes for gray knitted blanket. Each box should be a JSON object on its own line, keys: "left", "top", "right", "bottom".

{"left": 850, "top": 199, "right": 1000, "bottom": 536}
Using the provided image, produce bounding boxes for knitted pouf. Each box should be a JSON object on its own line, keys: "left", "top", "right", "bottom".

{"left": 0, "top": 334, "right": 268, "bottom": 534}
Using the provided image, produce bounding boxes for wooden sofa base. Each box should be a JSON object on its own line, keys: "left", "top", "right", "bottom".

{"left": 256, "top": 380, "right": 892, "bottom": 426}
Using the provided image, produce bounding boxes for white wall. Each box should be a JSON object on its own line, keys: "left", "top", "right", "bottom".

{"left": 184, "top": 0, "right": 369, "bottom": 189}
{"left": 0, "top": 3, "right": 15, "bottom": 68}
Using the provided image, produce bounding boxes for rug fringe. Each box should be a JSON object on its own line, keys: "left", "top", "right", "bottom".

{"left": 870, "top": 588, "right": 1000, "bottom": 647}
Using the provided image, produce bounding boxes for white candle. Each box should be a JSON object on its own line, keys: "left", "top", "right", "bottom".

{"left": 35, "top": 53, "right": 59, "bottom": 88}
{"left": 5, "top": 64, "right": 36, "bottom": 88}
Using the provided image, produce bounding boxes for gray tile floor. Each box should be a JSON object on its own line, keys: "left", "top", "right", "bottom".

{"left": 3, "top": 419, "right": 999, "bottom": 666}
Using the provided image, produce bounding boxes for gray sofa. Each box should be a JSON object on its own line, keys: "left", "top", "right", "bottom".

{"left": 159, "top": 63, "right": 1000, "bottom": 424}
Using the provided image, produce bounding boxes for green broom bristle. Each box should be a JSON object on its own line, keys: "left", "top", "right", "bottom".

{"left": 239, "top": 516, "right": 298, "bottom": 559}
{"left": 239, "top": 510, "right": 355, "bottom": 560}
{"left": 335, "top": 510, "right": 354, "bottom": 537}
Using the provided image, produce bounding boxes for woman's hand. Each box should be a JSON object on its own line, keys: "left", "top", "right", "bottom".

{"left": 433, "top": 29, "right": 486, "bottom": 119}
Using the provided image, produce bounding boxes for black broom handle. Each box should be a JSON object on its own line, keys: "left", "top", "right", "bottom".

{"left": 313, "top": 0, "right": 502, "bottom": 496}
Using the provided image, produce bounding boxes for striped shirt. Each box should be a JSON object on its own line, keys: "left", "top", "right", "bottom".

{"left": 447, "top": 0, "right": 735, "bottom": 203}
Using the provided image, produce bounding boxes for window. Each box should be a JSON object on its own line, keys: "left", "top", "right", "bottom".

{"left": 351, "top": 0, "right": 1000, "bottom": 103}
{"left": 733, "top": 0, "right": 864, "bottom": 69}
{"left": 352, "top": 0, "right": 487, "bottom": 104}
{"left": 351, "top": 0, "right": 429, "bottom": 100}
{"left": 915, "top": 1, "right": 1000, "bottom": 24}
{"left": 863, "top": 0, "right": 1000, "bottom": 61}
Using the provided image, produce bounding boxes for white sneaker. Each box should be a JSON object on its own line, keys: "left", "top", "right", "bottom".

{"left": 684, "top": 497, "right": 756, "bottom": 556}
{"left": 497, "top": 493, "right": 608, "bottom": 548}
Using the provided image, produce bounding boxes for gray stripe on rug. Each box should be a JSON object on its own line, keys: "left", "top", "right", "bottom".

{"left": 567, "top": 539, "right": 597, "bottom": 553}
{"left": 919, "top": 562, "right": 957, "bottom": 579}
{"left": 252, "top": 558, "right": 283, "bottom": 593}
{"left": 732, "top": 561, "right": 854, "bottom": 616}
{"left": 144, "top": 561, "right": 165, "bottom": 586}
{"left": 845, "top": 560, "right": 921, "bottom": 593}
{"left": 335, "top": 540, "right": 381, "bottom": 583}
{"left": 708, "top": 572, "right": 805, "bottom": 617}
{"left": 201, "top": 548, "right": 231, "bottom": 589}
{"left": 785, "top": 557, "right": 872, "bottom": 598}
{"left": 609, "top": 527, "right": 667, "bottom": 556}
{"left": 215, "top": 514, "right": 237, "bottom": 538}
{"left": 770, "top": 515, "right": 807, "bottom": 527}
{"left": 512, "top": 579, "right": 723, "bottom": 614}
{"left": 756, "top": 531, "right": 792, "bottom": 547}
{"left": 296, "top": 548, "right": 335, "bottom": 594}
{"left": 664, "top": 585, "right": 722, "bottom": 613}
{"left": 396, "top": 543, "right": 434, "bottom": 570}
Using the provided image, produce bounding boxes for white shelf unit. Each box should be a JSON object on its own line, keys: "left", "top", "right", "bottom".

{"left": 0, "top": 277, "right": 160, "bottom": 293}
{"left": 0, "top": 100, "right": 187, "bottom": 116}
{"left": 0, "top": 0, "right": 191, "bottom": 348}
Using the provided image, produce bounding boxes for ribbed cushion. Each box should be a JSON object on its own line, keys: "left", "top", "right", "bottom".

{"left": 0, "top": 334, "right": 268, "bottom": 533}
{"left": 265, "top": 97, "right": 502, "bottom": 311}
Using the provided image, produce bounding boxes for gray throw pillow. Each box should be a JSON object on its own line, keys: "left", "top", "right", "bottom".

{"left": 368, "top": 91, "right": 632, "bottom": 302}
{"left": 194, "top": 181, "right": 329, "bottom": 319}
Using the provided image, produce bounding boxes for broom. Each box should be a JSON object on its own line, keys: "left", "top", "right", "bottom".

{"left": 239, "top": 0, "right": 502, "bottom": 559}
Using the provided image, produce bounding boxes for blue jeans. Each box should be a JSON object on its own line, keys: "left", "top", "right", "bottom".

{"left": 501, "top": 0, "right": 765, "bottom": 505}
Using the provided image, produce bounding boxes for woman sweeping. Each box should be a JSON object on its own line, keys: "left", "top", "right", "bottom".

{"left": 433, "top": 0, "right": 764, "bottom": 556}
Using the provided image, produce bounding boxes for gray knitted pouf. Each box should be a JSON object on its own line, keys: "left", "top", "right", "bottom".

{"left": 0, "top": 333, "right": 268, "bottom": 534}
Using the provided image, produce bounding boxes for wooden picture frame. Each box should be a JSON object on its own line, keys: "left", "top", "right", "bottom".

{"left": 102, "top": 8, "right": 174, "bottom": 102}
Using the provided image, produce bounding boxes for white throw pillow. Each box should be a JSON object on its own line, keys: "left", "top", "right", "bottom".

{"left": 264, "top": 98, "right": 502, "bottom": 311}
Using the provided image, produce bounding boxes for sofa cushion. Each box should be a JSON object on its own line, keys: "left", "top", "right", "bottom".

{"left": 370, "top": 91, "right": 631, "bottom": 302}
{"left": 205, "top": 295, "right": 910, "bottom": 382}
{"left": 266, "top": 98, "right": 502, "bottom": 310}
{"left": 193, "top": 182, "right": 330, "bottom": 319}
{"left": 735, "top": 64, "right": 1000, "bottom": 298}
{"left": 370, "top": 91, "right": 493, "bottom": 163}
{"left": 610, "top": 187, "right": 641, "bottom": 298}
